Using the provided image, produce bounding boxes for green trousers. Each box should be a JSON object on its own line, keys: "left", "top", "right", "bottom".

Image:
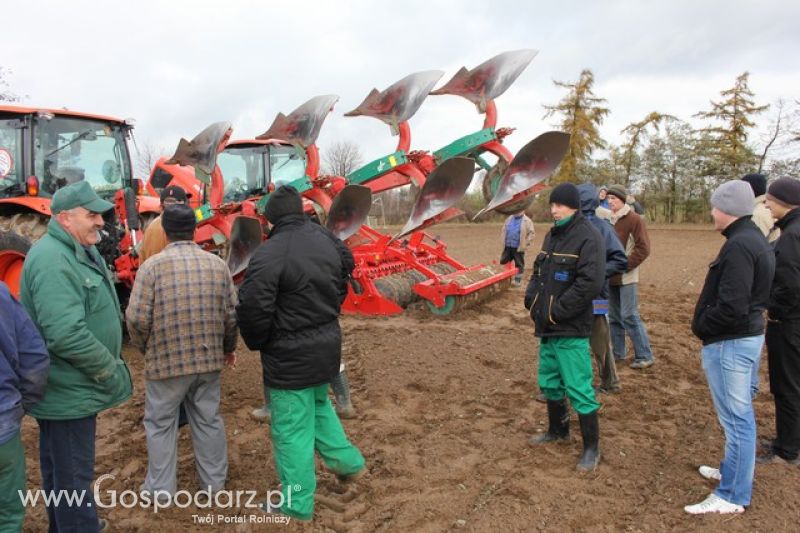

{"left": 0, "top": 431, "right": 26, "bottom": 533}
{"left": 270, "top": 383, "right": 365, "bottom": 520}
{"left": 538, "top": 337, "right": 600, "bottom": 415}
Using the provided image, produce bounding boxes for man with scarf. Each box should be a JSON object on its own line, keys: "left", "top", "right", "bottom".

{"left": 525, "top": 183, "right": 605, "bottom": 471}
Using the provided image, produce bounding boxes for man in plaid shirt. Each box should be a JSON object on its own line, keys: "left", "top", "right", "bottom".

{"left": 126, "top": 204, "right": 238, "bottom": 499}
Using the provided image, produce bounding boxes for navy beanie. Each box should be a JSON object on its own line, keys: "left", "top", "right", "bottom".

{"left": 549, "top": 183, "right": 580, "bottom": 210}
{"left": 741, "top": 173, "right": 767, "bottom": 198}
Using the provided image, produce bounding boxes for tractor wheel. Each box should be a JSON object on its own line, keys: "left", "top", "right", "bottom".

{"left": 481, "top": 159, "right": 534, "bottom": 215}
{"left": 0, "top": 213, "right": 48, "bottom": 297}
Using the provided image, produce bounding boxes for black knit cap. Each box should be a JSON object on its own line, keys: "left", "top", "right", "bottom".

{"left": 549, "top": 183, "right": 581, "bottom": 210}
{"left": 741, "top": 173, "right": 767, "bottom": 197}
{"left": 265, "top": 185, "right": 303, "bottom": 223}
{"left": 767, "top": 176, "right": 800, "bottom": 207}
{"left": 162, "top": 204, "right": 197, "bottom": 236}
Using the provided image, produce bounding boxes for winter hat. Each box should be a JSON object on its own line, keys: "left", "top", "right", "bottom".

{"left": 606, "top": 184, "right": 628, "bottom": 203}
{"left": 160, "top": 185, "right": 188, "bottom": 204}
{"left": 265, "top": 185, "right": 303, "bottom": 222}
{"left": 549, "top": 183, "right": 580, "bottom": 210}
{"left": 741, "top": 173, "right": 767, "bottom": 197}
{"left": 162, "top": 204, "right": 197, "bottom": 236}
{"left": 767, "top": 176, "right": 800, "bottom": 207}
{"left": 710, "top": 180, "right": 754, "bottom": 217}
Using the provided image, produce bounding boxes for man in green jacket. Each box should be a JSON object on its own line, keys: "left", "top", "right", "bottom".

{"left": 20, "top": 180, "right": 132, "bottom": 533}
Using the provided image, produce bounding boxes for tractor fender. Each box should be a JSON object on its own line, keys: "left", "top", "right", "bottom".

{"left": 136, "top": 194, "right": 161, "bottom": 215}
{"left": 0, "top": 197, "right": 51, "bottom": 217}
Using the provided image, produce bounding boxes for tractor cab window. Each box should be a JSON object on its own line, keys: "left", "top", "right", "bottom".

{"left": 268, "top": 145, "right": 305, "bottom": 188}
{"left": 34, "top": 116, "right": 132, "bottom": 199}
{"left": 218, "top": 146, "right": 266, "bottom": 203}
{"left": 0, "top": 119, "right": 23, "bottom": 197}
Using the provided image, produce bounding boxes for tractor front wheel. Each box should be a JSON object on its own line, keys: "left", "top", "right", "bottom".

{"left": 0, "top": 213, "right": 49, "bottom": 297}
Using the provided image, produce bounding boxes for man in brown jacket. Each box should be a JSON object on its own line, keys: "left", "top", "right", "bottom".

{"left": 138, "top": 185, "right": 188, "bottom": 264}
{"left": 606, "top": 184, "right": 655, "bottom": 369}
{"left": 127, "top": 204, "right": 238, "bottom": 500}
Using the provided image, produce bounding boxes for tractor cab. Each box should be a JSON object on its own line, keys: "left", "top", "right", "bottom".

{"left": 0, "top": 105, "right": 143, "bottom": 296}
{"left": 218, "top": 140, "right": 305, "bottom": 203}
{"left": 0, "top": 107, "right": 133, "bottom": 204}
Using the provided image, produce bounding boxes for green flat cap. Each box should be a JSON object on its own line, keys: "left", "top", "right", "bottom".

{"left": 51, "top": 181, "right": 114, "bottom": 214}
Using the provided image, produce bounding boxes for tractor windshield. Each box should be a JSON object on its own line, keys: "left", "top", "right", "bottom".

{"left": 269, "top": 145, "right": 305, "bottom": 188}
{"left": 219, "top": 144, "right": 305, "bottom": 203}
{"left": 33, "top": 116, "right": 132, "bottom": 199}
{"left": 218, "top": 146, "right": 266, "bottom": 203}
{"left": 0, "top": 119, "right": 23, "bottom": 197}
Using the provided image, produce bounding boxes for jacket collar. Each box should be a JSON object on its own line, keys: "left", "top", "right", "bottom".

{"left": 47, "top": 218, "right": 105, "bottom": 273}
{"left": 722, "top": 215, "right": 754, "bottom": 239}
{"left": 267, "top": 214, "right": 307, "bottom": 238}
{"left": 610, "top": 203, "right": 631, "bottom": 224}
{"left": 551, "top": 212, "right": 582, "bottom": 235}
{"left": 776, "top": 207, "right": 800, "bottom": 230}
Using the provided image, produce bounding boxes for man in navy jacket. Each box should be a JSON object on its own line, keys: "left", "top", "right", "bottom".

{"left": 0, "top": 281, "right": 49, "bottom": 531}
{"left": 578, "top": 184, "right": 628, "bottom": 393}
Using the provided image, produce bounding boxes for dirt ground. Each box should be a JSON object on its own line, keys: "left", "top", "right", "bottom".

{"left": 20, "top": 222, "right": 800, "bottom": 532}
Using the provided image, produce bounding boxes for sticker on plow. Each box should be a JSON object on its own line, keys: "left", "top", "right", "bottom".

{"left": 0, "top": 148, "right": 13, "bottom": 178}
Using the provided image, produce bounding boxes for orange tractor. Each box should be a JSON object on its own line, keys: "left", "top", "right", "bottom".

{"left": 0, "top": 105, "right": 160, "bottom": 296}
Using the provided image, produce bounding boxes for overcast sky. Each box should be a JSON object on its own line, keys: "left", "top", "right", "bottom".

{"left": 3, "top": 0, "right": 799, "bottom": 173}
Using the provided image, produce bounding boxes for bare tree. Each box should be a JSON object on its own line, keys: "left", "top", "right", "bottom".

{"left": 0, "top": 66, "right": 24, "bottom": 102}
{"left": 133, "top": 141, "right": 169, "bottom": 180}
{"left": 322, "top": 141, "right": 364, "bottom": 177}
{"left": 758, "top": 99, "right": 787, "bottom": 173}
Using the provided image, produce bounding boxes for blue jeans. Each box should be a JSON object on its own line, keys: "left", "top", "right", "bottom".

{"left": 608, "top": 283, "right": 653, "bottom": 362}
{"left": 702, "top": 335, "right": 763, "bottom": 506}
{"left": 37, "top": 415, "right": 101, "bottom": 532}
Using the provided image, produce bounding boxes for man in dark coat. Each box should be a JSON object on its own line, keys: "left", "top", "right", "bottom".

{"left": 524, "top": 183, "right": 606, "bottom": 471}
{"left": 577, "top": 184, "right": 628, "bottom": 393}
{"left": 686, "top": 180, "right": 774, "bottom": 515}
{"left": 236, "top": 186, "right": 364, "bottom": 521}
{"left": 759, "top": 176, "right": 800, "bottom": 466}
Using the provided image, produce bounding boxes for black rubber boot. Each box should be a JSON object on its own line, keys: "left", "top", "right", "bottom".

{"left": 529, "top": 399, "right": 570, "bottom": 445}
{"left": 331, "top": 369, "right": 356, "bottom": 419}
{"left": 577, "top": 411, "right": 601, "bottom": 471}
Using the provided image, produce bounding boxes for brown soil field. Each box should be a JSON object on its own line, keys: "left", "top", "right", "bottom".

{"left": 20, "top": 222, "right": 800, "bottom": 532}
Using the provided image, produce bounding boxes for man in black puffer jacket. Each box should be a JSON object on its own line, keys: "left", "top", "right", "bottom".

{"left": 236, "top": 186, "right": 365, "bottom": 521}
{"left": 524, "top": 183, "right": 606, "bottom": 471}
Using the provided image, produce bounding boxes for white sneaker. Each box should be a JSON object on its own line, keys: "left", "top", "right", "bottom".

{"left": 698, "top": 465, "right": 722, "bottom": 481}
{"left": 684, "top": 493, "right": 744, "bottom": 515}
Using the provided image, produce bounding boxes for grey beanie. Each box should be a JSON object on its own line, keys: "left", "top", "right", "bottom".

{"left": 711, "top": 180, "right": 754, "bottom": 217}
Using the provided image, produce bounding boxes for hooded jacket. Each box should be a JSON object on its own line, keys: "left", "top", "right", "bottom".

{"left": 578, "top": 184, "right": 628, "bottom": 298}
{"left": 236, "top": 209, "right": 354, "bottom": 389}
{"left": 0, "top": 283, "right": 49, "bottom": 444}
